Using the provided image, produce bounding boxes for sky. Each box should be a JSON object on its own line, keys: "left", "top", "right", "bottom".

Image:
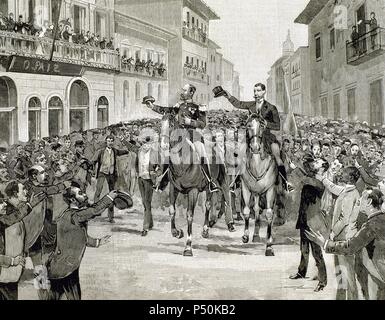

{"left": 204, "top": 0, "right": 310, "bottom": 99}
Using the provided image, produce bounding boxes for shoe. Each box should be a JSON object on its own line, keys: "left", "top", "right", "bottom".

{"left": 314, "top": 283, "right": 326, "bottom": 292}
{"left": 141, "top": 230, "right": 148, "bottom": 237}
{"left": 109, "top": 219, "right": 116, "bottom": 224}
{"left": 227, "top": 223, "right": 236, "bottom": 232}
{"left": 289, "top": 273, "right": 305, "bottom": 280}
{"left": 312, "top": 275, "right": 319, "bottom": 281}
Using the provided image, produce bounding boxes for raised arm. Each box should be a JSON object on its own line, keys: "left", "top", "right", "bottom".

{"left": 321, "top": 177, "right": 345, "bottom": 196}
{"left": 227, "top": 96, "right": 252, "bottom": 110}
{"left": 71, "top": 195, "right": 114, "bottom": 225}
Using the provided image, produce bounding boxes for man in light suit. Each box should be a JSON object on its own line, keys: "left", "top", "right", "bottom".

{"left": 93, "top": 135, "right": 130, "bottom": 223}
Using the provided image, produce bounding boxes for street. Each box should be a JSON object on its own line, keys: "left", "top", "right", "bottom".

{"left": 18, "top": 192, "right": 338, "bottom": 300}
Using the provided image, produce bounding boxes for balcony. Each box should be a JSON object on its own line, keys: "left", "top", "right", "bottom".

{"left": 183, "top": 65, "right": 208, "bottom": 84}
{"left": 346, "top": 27, "right": 385, "bottom": 65}
{"left": 120, "top": 58, "right": 167, "bottom": 79}
{"left": 0, "top": 30, "right": 120, "bottom": 71}
{"left": 182, "top": 25, "right": 208, "bottom": 46}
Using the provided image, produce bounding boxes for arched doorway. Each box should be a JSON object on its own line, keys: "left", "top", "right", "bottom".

{"left": 97, "top": 96, "right": 109, "bottom": 128}
{"left": 48, "top": 96, "right": 63, "bottom": 136}
{"left": 28, "top": 97, "right": 41, "bottom": 140}
{"left": 0, "top": 77, "right": 17, "bottom": 147}
{"left": 69, "top": 80, "right": 89, "bottom": 132}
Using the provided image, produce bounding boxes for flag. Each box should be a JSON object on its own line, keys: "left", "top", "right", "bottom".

{"left": 49, "top": 0, "right": 63, "bottom": 61}
{"left": 282, "top": 67, "right": 298, "bottom": 137}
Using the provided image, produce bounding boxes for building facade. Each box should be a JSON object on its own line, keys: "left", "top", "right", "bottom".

{"left": 295, "top": 0, "right": 385, "bottom": 126}
{"left": 114, "top": 0, "right": 220, "bottom": 107}
{"left": 0, "top": 0, "right": 117, "bottom": 146}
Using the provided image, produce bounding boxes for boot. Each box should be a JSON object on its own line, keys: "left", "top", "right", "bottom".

{"left": 278, "top": 165, "right": 294, "bottom": 193}
{"left": 201, "top": 162, "right": 219, "bottom": 193}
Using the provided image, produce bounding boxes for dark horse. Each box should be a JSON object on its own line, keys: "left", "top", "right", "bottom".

{"left": 240, "top": 114, "right": 279, "bottom": 256}
{"left": 160, "top": 114, "right": 231, "bottom": 256}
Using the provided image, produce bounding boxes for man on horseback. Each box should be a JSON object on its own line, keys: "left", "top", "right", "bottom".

{"left": 143, "top": 84, "right": 219, "bottom": 193}
{"left": 218, "top": 83, "right": 294, "bottom": 192}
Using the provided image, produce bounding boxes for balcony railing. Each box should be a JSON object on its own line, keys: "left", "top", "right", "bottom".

{"left": 120, "top": 59, "right": 167, "bottom": 79}
{"left": 0, "top": 30, "right": 120, "bottom": 70}
{"left": 183, "top": 66, "right": 208, "bottom": 83}
{"left": 182, "top": 25, "right": 208, "bottom": 46}
{"left": 346, "top": 27, "right": 385, "bottom": 65}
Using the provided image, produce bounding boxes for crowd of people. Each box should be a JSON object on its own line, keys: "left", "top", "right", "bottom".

{"left": 1, "top": 105, "right": 385, "bottom": 300}
{"left": 184, "top": 61, "right": 207, "bottom": 75}
{"left": 0, "top": 12, "right": 115, "bottom": 50}
{"left": 121, "top": 56, "right": 167, "bottom": 77}
{"left": 183, "top": 21, "right": 207, "bottom": 43}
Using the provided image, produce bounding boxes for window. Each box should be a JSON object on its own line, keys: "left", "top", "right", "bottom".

{"left": 48, "top": 96, "right": 63, "bottom": 137}
{"left": 186, "top": 56, "right": 189, "bottom": 63}
{"left": 28, "top": 97, "right": 41, "bottom": 140}
{"left": 96, "top": 12, "right": 107, "bottom": 38}
{"left": 97, "top": 96, "right": 109, "bottom": 128}
{"left": 123, "top": 81, "right": 129, "bottom": 109}
{"left": 333, "top": 93, "right": 340, "bottom": 120}
{"left": 191, "top": 57, "right": 194, "bottom": 64}
{"left": 186, "top": 12, "right": 190, "bottom": 26}
{"left": 135, "top": 82, "right": 141, "bottom": 101}
{"left": 330, "top": 28, "right": 335, "bottom": 50}
{"left": 73, "top": 5, "right": 86, "bottom": 34}
{"left": 347, "top": 88, "right": 356, "bottom": 121}
{"left": 70, "top": 80, "right": 89, "bottom": 132}
{"left": 192, "top": 17, "right": 194, "bottom": 25}
{"left": 315, "top": 34, "right": 322, "bottom": 60}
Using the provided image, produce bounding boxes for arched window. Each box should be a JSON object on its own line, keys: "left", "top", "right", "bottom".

{"left": 123, "top": 80, "right": 129, "bottom": 109}
{"left": 70, "top": 80, "right": 89, "bottom": 132}
{"left": 158, "top": 84, "right": 162, "bottom": 102}
{"left": 28, "top": 97, "right": 41, "bottom": 140}
{"left": 48, "top": 96, "right": 63, "bottom": 137}
{"left": 97, "top": 96, "right": 109, "bottom": 128}
{"left": 0, "top": 76, "right": 17, "bottom": 147}
{"left": 135, "top": 82, "right": 141, "bottom": 101}
{"left": 148, "top": 83, "right": 153, "bottom": 96}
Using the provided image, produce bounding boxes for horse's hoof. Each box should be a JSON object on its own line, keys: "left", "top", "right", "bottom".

{"left": 177, "top": 229, "right": 184, "bottom": 239}
{"left": 208, "top": 220, "right": 216, "bottom": 228}
{"left": 252, "top": 235, "right": 261, "bottom": 243}
{"left": 183, "top": 248, "right": 193, "bottom": 257}
{"left": 242, "top": 235, "right": 249, "bottom": 244}
{"left": 202, "top": 229, "right": 209, "bottom": 239}
{"left": 227, "top": 223, "right": 236, "bottom": 232}
{"left": 171, "top": 229, "right": 178, "bottom": 238}
{"left": 265, "top": 248, "right": 275, "bottom": 256}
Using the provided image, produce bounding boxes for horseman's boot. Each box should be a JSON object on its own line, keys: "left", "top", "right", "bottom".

{"left": 278, "top": 165, "right": 294, "bottom": 192}
{"left": 200, "top": 161, "right": 219, "bottom": 193}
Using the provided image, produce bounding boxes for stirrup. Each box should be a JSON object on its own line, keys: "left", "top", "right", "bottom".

{"left": 209, "top": 181, "right": 219, "bottom": 193}
{"left": 286, "top": 183, "right": 295, "bottom": 193}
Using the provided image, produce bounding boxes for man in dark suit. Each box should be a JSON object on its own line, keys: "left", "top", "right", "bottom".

{"left": 39, "top": 182, "right": 116, "bottom": 300}
{"left": 223, "top": 83, "right": 292, "bottom": 192}
{"left": 289, "top": 156, "right": 329, "bottom": 292}
{"left": 93, "top": 135, "right": 130, "bottom": 223}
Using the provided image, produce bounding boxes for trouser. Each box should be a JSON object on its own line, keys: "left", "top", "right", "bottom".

{"left": 298, "top": 229, "right": 327, "bottom": 285}
{"left": 334, "top": 255, "right": 358, "bottom": 300}
{"left": 0, "top": 282, "right": 18, "bottom": 300}
{"left": 94, "top": 173, "right": 115, "bottom": 220}
{"left": 38, "top": 269, "right": 81, "bottom": 300}
{"left": 138, "top": 177, "right": 154, "bottom": 231}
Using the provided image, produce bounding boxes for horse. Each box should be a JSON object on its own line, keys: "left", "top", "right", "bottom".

{"left": 160, "top": 114, "right": 230, "bottom": 256}
{"left": 240, "top": 113, "right": 279, "bottom": 256}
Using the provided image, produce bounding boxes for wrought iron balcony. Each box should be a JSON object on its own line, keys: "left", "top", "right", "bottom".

{"left": 0, "top": 30, "right": 120, "bottom": 70}
{"left": 183, "top": 66, "right": 208, "bottom": 83}
{"left": 120, "top": 59, "right": 167, "bottom": 79}
{"left": 182, "top": 25, "right": 208, "bottom": 46}
{"left": 346, "top": 27, "right": 385, "bottom": 65}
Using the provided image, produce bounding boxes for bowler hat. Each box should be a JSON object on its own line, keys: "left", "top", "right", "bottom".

{"left": 212, "top": 86, "right": 228, "bottom": 98}
{"left": 142, "top": 96, "right": 155, "bottom": 105}
{"left": 114, "top": 191, "right": 133, "bottom": 210}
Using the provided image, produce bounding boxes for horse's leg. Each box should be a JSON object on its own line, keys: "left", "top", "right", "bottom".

{"left": 264, "top": 186, "right": 277, "bottom": 256}
{"left": 241, "top": 179, "right": 251, "bottom": 244}
{"left": 202, "top": 189, "right": 211, "bottom": 238}
{"left": 170, "top": 184, "right": 183, "bottom": 239}
{"left": 252, "top": 194, "right": 261, "bottom": 243}
{"left": 184, "top": 189, "right": 199, "bottom": 256}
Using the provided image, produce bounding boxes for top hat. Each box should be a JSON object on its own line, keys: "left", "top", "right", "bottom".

{"left": 142, "top": 96, "right": 155, "bottom": 105}
{"left": 212, "top": 86, "right": 228, "bottom": 98}
{"left": 113, "top": 191, "right": 133, "bottom": 210}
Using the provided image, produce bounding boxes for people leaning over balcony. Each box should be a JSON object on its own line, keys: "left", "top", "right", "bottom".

{"left": 358, "top": 12, "right": 378, "bottom": 50}
{"left": 351, "top": 25, "right": 360, "bottom": 56}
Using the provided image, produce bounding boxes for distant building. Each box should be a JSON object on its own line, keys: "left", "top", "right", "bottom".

{"left": 295, "top": 0, "right": 385, "bottom": 125}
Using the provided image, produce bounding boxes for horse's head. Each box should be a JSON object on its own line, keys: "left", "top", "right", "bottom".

{"left": 246, "top": 113, "right": 266, "bottom": 154}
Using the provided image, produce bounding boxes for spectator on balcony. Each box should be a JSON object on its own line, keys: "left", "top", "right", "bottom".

{"left": 106, "top": 37, "right": 114, "bottom": 50}
{"left": 351, "top": 25, "right": 360, "bottom": 56}
{"left": 0, "top": 13, "right": 7, "bottom": 31}
{"left": 28, "top": 14, "right": 41, "bottom": 36}
{"left": 94, "top": 35, "right": 101, "bottom": 48}
{"left": 61, "top": 25, "right": 72, "bottom": 42}
{"left": 84, "top": 31, "right": 90, "bottom": 44}
{"left": 5, "top": 13, "right": 15, "bottom": 32}
{"left": 100, "top": 37, "right": 106, "bottom": 50}
{"left": 358, "top": 12, "right": 378, "bottom": 50}
{"left": 14, "top": 15, "right": 25, "bottom": 34}
{"left": 78, "top": 30, "right": 86, "bottom": 45}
